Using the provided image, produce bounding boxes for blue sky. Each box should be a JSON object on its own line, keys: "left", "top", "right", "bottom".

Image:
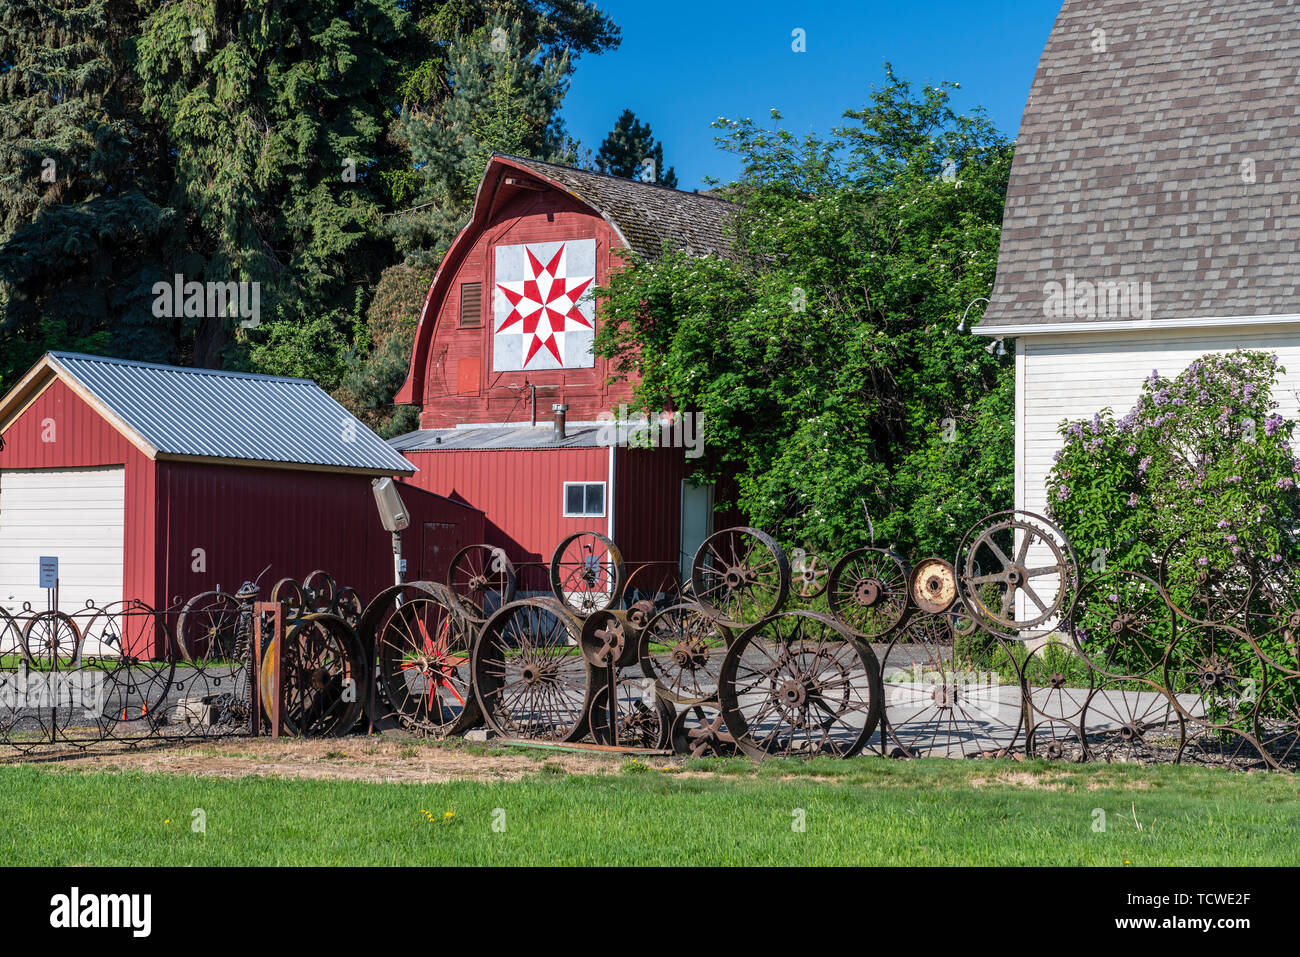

{"left": 563, "top": 0, "right": 1063, "bottom": 190}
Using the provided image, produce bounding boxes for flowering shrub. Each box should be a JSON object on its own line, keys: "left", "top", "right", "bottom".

{"left": 1048, "top": 351, "right": 1300, "bottom": 727}
{"left": 1047, "top": 351, "right": 1300, "bottom": 572}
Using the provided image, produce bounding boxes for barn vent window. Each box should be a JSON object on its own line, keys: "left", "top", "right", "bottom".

{"left": 459, "top": 282, "right": 482, "bottom": 327}
{"left": 563, "top": 482, "right": 606, "bottom": 517}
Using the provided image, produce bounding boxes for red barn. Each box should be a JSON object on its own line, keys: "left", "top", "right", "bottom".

{"left": 390, "top": 155, "right": 736, "bottom": 589}
{"left": 0, "top": 352, "right": 483, "bottom": 633}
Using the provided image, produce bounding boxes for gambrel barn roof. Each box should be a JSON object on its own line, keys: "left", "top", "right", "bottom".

{"left": 982, "top": 0, "right": 1300, "bottom": 333}
{"left": 394, "top": 154, "right": 736, "bottom": 408}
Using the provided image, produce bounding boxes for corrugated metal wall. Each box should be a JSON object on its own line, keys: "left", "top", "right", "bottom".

{"left": 159, "top": 462, "right": 482, "bottom": 608}
{"left": 401, "top": 446, "right": 613, "bottom": 590}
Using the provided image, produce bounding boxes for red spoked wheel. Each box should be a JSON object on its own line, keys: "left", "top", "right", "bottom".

{"left": 376, "top": 584, "right": 480, "bottom": 737}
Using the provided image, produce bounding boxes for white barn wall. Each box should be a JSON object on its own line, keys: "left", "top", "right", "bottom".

{"left": 1016, "top": 324, "right": 1300, "bottom": 518}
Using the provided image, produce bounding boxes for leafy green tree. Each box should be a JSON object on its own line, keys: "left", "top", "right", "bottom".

{"left": 595, "top": 67, "right": 1013, "bottom": 557}
{"left": 596, "top": 109, "right": 677, "bottom": 187}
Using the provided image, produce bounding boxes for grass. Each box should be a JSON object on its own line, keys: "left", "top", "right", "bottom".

{"left": 2, "top": 756, "right": 1299, "bottom": 865}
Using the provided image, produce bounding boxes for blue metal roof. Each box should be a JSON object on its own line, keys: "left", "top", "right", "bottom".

{"left": 48, "top": 352, "right": 415, "bottom": 475}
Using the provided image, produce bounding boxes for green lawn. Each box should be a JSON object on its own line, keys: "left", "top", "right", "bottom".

{"left": 2, "top": 755, "right": 1298, "bottom": 865}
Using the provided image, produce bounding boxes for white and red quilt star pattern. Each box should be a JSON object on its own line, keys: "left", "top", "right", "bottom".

{"left": 492, "top": 239, "right": 597, "bottom": 370}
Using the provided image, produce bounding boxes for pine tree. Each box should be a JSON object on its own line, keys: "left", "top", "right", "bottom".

{"left": 388, "top": 22, "right": 573, "bottom": 268}
{"left": 596, "top": 109, "right": 678, "bottom": 188}
{"left": 133, "top": 0, "right": 408, "bottom": 366}
{"left": 0, "top": 0, "right": 171, "bottom": 390}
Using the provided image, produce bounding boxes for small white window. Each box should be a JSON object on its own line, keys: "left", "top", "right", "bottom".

{"left": 563, "top": 482, "right": 606, "bottom": 517}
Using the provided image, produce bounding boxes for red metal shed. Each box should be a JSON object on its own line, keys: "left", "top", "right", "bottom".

{"left": 0, "top": 353, "right": 484, "bottom": 634}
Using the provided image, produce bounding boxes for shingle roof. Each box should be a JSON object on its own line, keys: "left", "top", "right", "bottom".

{"left": 983, "top": 0, "right": 1300, "bottom": 331}
{"left": 495, "top": 155, "right": 737, "bottom": 261}
{"left": 41, "top": 352, "right": 415, "bottom": 475}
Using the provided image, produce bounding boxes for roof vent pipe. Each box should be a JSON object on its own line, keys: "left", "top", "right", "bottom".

{"left": 552, "top": 403, "right": 569, "bottom": 442}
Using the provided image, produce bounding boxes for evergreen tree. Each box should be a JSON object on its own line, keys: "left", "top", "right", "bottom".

{"left": 133, "top": 0, "right": 407, "bottom": 366}
{"left": 596, "top": 109, "right": 678, "bottom": 188}
{"left": 0, "top": 0, "right": 171, "bottom": 390}
{"left": 388, "top": 22, "right": 573, "bottom": 269}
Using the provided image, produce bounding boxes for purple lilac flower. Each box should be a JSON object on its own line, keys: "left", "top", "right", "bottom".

{"left": 1279, "top": 477, "right": 1295, "bottom": 491}
{"left": 1127, "top": 493, "right": 1140, "bottom": 507}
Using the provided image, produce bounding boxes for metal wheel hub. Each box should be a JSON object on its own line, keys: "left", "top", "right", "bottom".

{"left": 855, "top": 578, "right": 882, "bottom": 606}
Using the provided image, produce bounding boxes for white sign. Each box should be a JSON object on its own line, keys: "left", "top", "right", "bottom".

{"left": 493, "top": 239, "right": 596, "bottom": 370}
{"left": 39, "top": 556, "right": 58, "bottom": 589}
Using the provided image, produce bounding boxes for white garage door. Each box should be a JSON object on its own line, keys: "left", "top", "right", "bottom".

{"left": 0, "top": 467, "right": 125, "bottom": 622}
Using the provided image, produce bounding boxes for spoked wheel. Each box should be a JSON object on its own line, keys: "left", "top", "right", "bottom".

{"left": 956, "top": 510, "right": 1079, "bottom": 640}
{"left": 621, "top": 563, "right": 682, "bottom": 612}
{"left": 1080, "top": 678, "right": 1184, "bottom": 764}
{"left": 1158, "top": 529, "right": 1253, "bottom": 626}
{"left": 692, "top": 527, "right": 790, "bottom": 628}
{"left": 1242, "top": 566, "right": 1300, "bottom": 678}
{"left": 17, "top": 611, "right": 84, "bottom": 744}
{"left": 639, "top": 603, "right": 732, "bottom": 705}
{"left": 881, "top": 613, "right": 1023, "bottom": 759}
{"left": 260, "top": 613, "right": 366, "bottom": 737}
{"left": 670, "top": 701, "right": 737, "bottom": 757}
{"left": 718, "top": 611, "right": 880, "bottom": 759}
{"left": 376, "top": 584, "right": 480, "bottom": 737}
{"left": 1021, "top": 639, "right": 1091, "bottom": 727}
{"left": 589, "top": 678, "right": 673, "bottom": 749}
{"left": 81, "top": 600, "right": 176, "bottom": 739}
{"left": 1162, "top": 622, "right": 1265, "bottom": 770}
{"left": 826, "top": 548, "right": 909, "bottom": 639}
{"left": 550, "top": 532, "right": 625, "bottom": 619}
{"left": 472, "top": 598, "right": 595, "bottom": 742}
{"left": 176, "top": 591, "right": 242, "bottom": 665}
{"left": 1253, "top": 676, "right": 1300, "bottom": 770}
{"left": 1026, "top": 719, "right": 1086, "bottom": 762}
{"left": 21, "top": 610, "right": 83, "bottom": 670}
{"left": 302, "top": 571, "right": 337, "bottom": 613}
{"left": 1067, "top": 572, "right": 1174, "bottom": 681}
{"left": 790, "top": 548, "right": 829, "bottom": 600}
{"left": 448, "top": 544, "right": 517, "bottom": 621}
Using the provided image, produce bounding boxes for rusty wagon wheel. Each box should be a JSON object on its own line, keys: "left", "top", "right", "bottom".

{"left": 826, "top": 547, "right": 909, "bottom": 639}
{"left": 447, "top": 544, "right": 517, "bottom": 622}
{"left": 639, "top": 603, "right": 732, "bottom": 705}
{"left": 717, "top": 611, "right": 881, "bottom": 759}
{"left": 472, "top": 597, "right": 595, "bottom": 742}
{"left": 790, "top": 548, "right": 829, "bottom": 600}
{"left": 1242, "top": 565, "right": 1300, "bottom": 678}
{"left": 956, "top": 510, "right": 1079, "bottom": 640}
{"left": 1066, "top": 571, "right": 1174, "bottom": 681}
{"left": 260, "top": 613, "right": 366, "bottom": 737}
{"left": 1079, "top": 677, "right": 1184, "bottom": 764}
{"left": 176, "top": 591, "right": 241, "bottom": 665}
{"left": 1157, "top": 528, "right": 1253, "bottom": 626}
{"left": 376, "top": 583, "right": 481, "bottom": 737}
{"left": 21, "top": 609, "right": 84, "bottom": 671}
{"left": 881, "top": 613, "right": 1024, "bottom": 760}
{"left": 691, "top": 527, "right": 790, "bottom": 628}
{"left": 589, "top": 678, "right": 674, "bottom": 749}
{"left": 550, "top": 532, "right": 626, "bottom": 619}
{"left": 670, "top": 701, "right": 737, "bottom": 757}
{"left": 81, "top": 600, "right": 176, "bottom": 739}
{"left": 580, "top": 609, "right": 639, "bottom": 670}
